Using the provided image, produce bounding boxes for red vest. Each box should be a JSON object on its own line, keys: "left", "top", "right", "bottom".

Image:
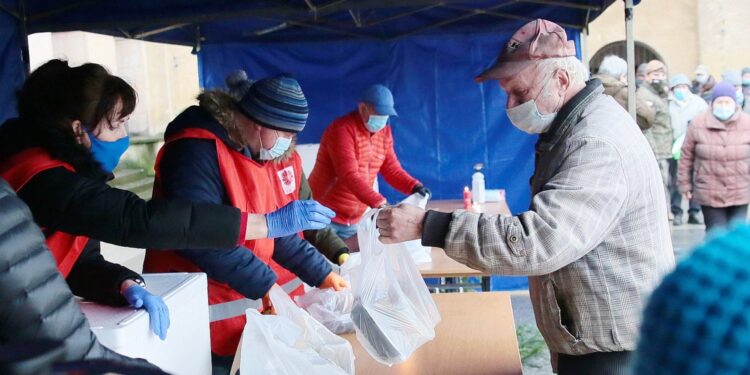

{"left": 142, "top": 128, "right": 303, "bottom": 356}
{"left": 0, "top": 148, "right": 90, "bottom": 277}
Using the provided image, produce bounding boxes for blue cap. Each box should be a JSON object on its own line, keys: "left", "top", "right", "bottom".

{"left": 361, "top": 84, "right": 398, "bottom": 117}
{"left": 669, "top": 74, "right": 691, "bottom": 89}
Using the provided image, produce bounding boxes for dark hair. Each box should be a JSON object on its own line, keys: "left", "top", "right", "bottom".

{"left": 7, "top": 59, "right": 137, "bottom": 177}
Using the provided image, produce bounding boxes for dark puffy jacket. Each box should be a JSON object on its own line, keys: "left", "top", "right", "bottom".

{"left": 0, "top": 178, "right": 155, "bottom": 367}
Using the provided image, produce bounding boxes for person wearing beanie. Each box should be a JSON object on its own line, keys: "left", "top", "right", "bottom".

{"left": 224, "top": 70, "right": 352, "bottom": 266}
{"left": 143, "top": 74, "right": 348, "bottom": 371}
{"left": 721, "top": 70, "right": 745, "bottom": 108}
{"left": 634, "top": 223, "right": 750, "bottom": 375}
{"left": 742, "top": 67, "right": 750, "bottom": 113}
{"left": 641, "top": 59, "right": 674, "bottom": 218}
{"left": 668, "top": 74, "right": 707, "bottom": 226}
{"left": 308, "top": 83, "right": 429, "bottom": 239}
{"left": 678, "top": 81, "right": 750, "bottom": 232}
{"left": 692, "top": 64, "right": 716, "bottom": 103}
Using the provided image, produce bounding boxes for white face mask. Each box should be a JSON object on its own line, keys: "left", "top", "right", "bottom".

{"left": 506, "top": 79, "right": 562, "bottom": 134}
{"left": 259, "top": 131, "right": 292, "bottom": 160}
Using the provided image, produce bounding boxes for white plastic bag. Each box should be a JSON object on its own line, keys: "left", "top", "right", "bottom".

{"left": 295, "top": 287, "right": 355, "bottom": 334}
{"left": 393, "top": 194, "right": 432, "bottom": 264}
{"left": 351, "top": 209, "right": 441, "bottom": 366}
{"left": 240, "top": 285, "right": 355, "bottom": 375}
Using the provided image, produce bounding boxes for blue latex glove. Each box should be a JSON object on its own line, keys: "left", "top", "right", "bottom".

{"left": 122, "top": 284, "right": 170, "bottom": 340}
{"left": 266, "top": 200, "right": 336, "bottom": 238}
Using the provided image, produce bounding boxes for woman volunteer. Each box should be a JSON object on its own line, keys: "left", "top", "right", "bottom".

{"left": 143, "top": 74, "right": 347, "bottom": 372}
{"left": 0, "top": 60, "right": 334, "bottom": 341}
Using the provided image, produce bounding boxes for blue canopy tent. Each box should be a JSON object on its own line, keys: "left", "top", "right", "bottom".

{"left": 0, "top": 0, "right": 619, "bottom": 290}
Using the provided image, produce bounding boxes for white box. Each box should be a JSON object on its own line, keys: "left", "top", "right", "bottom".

{"left": 80, "top": 273, "right": 211, "bottom": 375}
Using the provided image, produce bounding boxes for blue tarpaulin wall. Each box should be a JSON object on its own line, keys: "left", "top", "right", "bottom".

{"left": 199, "top": 30, "right": 581, "bottom": 291}
{"left": 199, "top": 30, "right": 581, "bottom": 214}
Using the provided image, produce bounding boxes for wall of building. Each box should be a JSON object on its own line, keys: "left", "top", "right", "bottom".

{"left": 587, "top": 0, "right": 700, "bottom": 78}
{"left": 27, "top": 31, "right": 199, "bottom": 135}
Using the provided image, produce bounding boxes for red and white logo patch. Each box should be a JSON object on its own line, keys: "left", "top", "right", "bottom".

{"left": 277, "top": 166, "right": 296, "bottom": 195}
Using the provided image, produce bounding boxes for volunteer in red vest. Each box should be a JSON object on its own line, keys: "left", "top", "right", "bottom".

{"left": 0, "top": 60, "right": 333, "bottom": 344}
{"left": 309, "top": 84, "right": 429, "bottom": 239}
{"left": 142, "top": 74, "right": 347, "bottom": 371}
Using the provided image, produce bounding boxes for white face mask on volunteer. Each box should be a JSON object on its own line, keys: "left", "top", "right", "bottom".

{"left": 506, "top": 76, "right": 563, "bottom": 134}
{"left": 259, "top": 131, "right": 292, "bottom": 160}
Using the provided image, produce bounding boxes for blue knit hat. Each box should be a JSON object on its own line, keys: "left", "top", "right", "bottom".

{"left": 711, "top": 81, "right": 738, "bottom": 103}
{"left": 237, "top": 74, "right": 308, "bottom": 133}
{"left": 634, "top": 224, "right": 750, "bottom": 375}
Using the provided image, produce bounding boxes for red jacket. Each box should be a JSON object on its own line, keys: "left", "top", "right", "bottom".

{"left": 309, "top": 111, "right": 420, "bottom": 225}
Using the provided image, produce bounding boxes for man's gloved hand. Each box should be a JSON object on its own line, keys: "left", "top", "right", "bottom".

{"left": 122, "top": 284, "right": 170, "bottom": 340}
{"left": 266, "top": 200, "right": 336, "bottom": 238}
{"left": 319, "top": 272, "right": 348, "bottom": 291}
{"left": 412, "top": 185, "right": 431, "bottom": 198}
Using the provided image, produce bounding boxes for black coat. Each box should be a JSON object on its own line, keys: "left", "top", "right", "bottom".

{"left": 0, "top": 178, "right": 155, "bottom": 367}
{"left": 0, "top": 118, "right": 244, "bottom": 305}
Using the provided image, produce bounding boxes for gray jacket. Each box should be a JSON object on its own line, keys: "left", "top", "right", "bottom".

{"left": 0, "top": 178, "right": 154, "bottom": 367}
{"left": 669, "top": 93, "right": 708, "bottom": 141}
{"left": 423, "top": 80, "right": 674, "bottom": 362}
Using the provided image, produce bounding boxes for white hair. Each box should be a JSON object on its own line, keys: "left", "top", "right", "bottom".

{"left": 597, "top": 55, "right": 628, "bottom": 79}
{"left": 536, "top": 56, "right": 589, "bottom": 86}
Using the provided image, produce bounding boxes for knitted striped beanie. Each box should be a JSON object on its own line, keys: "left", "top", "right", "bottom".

{"left": 634, "top": 224, "right": 750, "bottom": 375}
{"left": 237, "top": 74, "right": 308, "bottom": 133}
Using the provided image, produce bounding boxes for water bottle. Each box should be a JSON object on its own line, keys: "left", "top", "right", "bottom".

{"left": 472, "top": 163, "right": 485, "bottom": 204}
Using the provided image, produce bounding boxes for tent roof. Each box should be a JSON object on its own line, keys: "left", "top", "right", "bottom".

{"left": 2, "top": 0, "right": 616, "bottom": 46}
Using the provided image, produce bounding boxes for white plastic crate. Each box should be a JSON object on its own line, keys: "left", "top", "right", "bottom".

{"left": 80, "top": 273, "right": 210, "bottom": 375}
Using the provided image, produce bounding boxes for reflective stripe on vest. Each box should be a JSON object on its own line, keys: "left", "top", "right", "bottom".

{"left": 208, "top": 278, "right": 305, "bottom": 322}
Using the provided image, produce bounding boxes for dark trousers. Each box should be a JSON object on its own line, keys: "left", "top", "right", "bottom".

{"left": 702, "top": 204, "right": 749, "bottom": 232}
{"left": 212, "top": 354, "right": 235, "bottom": 375}
{"left": 668, "top": 159, "right": 700, "bottom": 216}
{"left": 557, "top": 351, "right": 633, "bottom": 375}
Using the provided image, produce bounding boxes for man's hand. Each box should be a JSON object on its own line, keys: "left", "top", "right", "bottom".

{"left": 376, "top": 204, "right": 426, "bottom": 244}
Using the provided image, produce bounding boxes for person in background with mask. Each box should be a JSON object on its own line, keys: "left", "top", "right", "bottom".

{"left": 692, "top": 65, "right": 716, "bottom": 103}
{"left": 226, "top": 69, "right": 351, "bottom": 266}
{"left": 678, "top": 81, "right": 750, "bottom": 232}
{"left": 636, "top": 62, "right": 648, "bottom": 88}
{"left": 640, "top": 59, "right": 673, "bottom": 218}
{"left": 722, "top": 70, "right": 746, "bottom": 109}
{"left": 593, "top": 55, "right": 655, "bottom": 130}
{"left": 143, "top": 75, "right": 347, "bottom": 373}
{"left": 308, "top": 84, "right": 429, "bottom": 240}
{"left": 0, "top": 60, "right": 330, "bottom": 345}
{"left": 742, "top": 67, "right": 750, "bottom": 113}
{"left": 375, "top": 19, "right": 674, "bottom": 374}
{"left": 668, "top": 74, "right": 707, "bottom": 226}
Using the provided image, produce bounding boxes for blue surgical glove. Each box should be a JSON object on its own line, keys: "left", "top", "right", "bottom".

{"left": 266, "top": 200, "right": 336, "bottom": 238}
{"left": 122, "top": 284, "right": 170, "bottom": 340}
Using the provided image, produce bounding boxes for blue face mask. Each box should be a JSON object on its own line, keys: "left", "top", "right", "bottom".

{"left": 743, "top": 79, "right": 750, "bottom": 87}
{"left": 713, "top": 106, "right": 735, "bottom": 121}
{"left": 259, "top": 133, "right": 292, "bottom": 160}
{"left": 736, "top": 91, "right": 745, "bottom": 105}
{"left": 673, "top": 90, "right": 686, "bottom": 102}
{"left": 365, "top": 115, "right": 389, "bottom": 133}
{"left": 88, "top": 132, "right": 129, "bottom": 173}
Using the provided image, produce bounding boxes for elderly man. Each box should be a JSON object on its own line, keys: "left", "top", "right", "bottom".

{"left": 641, "top": 60, "right": 673, "bottom": 216}
{"left": 669, "top": 74, "right": 707, "bottom": 225}
{"left": 593, "top": 55, "right": 654, "bottom": 130}
{"left": 692, "top": 65, "right": 716, "bottom": 103}
{"left": 377, "top": 19, "right": 675, "bottom": 374}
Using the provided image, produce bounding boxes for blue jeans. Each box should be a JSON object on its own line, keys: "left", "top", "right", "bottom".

{"left": 329, "top": 222, "right": 358, "bottom": 240}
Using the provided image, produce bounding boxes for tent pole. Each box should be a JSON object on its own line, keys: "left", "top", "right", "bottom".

{"left": 18, "top": 0, "right": 30, "bottom": 75}
{"left": 625, "top": 0, "right": 636, "bottom": 120}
